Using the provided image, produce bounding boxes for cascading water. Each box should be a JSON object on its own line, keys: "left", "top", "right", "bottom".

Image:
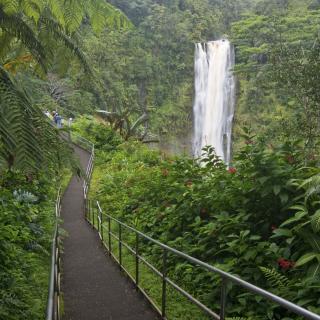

{"left": 193, "top": 40, "right": 235, "bottom": 164}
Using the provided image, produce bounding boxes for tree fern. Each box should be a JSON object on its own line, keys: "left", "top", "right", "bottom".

{"left": 0, "top": 66, "right": 70, "bottom": 171}
{"left": 0, "top": 7, "right": 47, "bottom": 69}
{"left": 38, "top": 15, "right": 92, "bottom": 75}
{"left": 0, "top": 0, "right": 130, "bottom": 172}
{"left": 0, "top": 66, "right": 42, "bottom": 169}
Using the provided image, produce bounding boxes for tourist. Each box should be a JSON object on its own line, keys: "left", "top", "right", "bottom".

{"left": 55, "top": 113, "right": 62, "bottom": 128}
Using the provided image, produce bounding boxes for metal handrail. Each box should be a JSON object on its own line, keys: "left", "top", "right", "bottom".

{"left": 46, "top": 189, "right": 62, "bottom": 320}
{"left": 79, "top": 136, "right": 320, "bottom": 319}
{"left": 46, "top": 133, "right": 94, "bottom": 320}
{"left": 84, "top": 200, "right": 320, "bottom": 320}
{"left": 70, "top": 133, "right": 95, "bottom": 198}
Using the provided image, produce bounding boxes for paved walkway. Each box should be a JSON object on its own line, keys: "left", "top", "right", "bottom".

{"left": 61, "top": 145, "right": 158, "bottom": 320}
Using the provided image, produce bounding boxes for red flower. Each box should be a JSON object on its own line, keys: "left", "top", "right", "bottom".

{"left": 277, "top": 258, "right": 295, "bottom": 270}
{"left": 228, "top": 167, "right": 237, "bottom": 174}
{"left": 271, "top": 225, "right": 277, "bottom": 231}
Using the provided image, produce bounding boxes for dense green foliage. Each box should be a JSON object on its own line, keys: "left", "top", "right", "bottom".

{"left": 0, "top": 1, "right": 127, "bottom": 318}
{"left": 2, "top": 0, "right": 320, "bottom": 319}
{"left": 231, "top": 1, "right": 320, "bottom": 153}
{"left": 71, "top": 1, "right": 320, "bottom": 318}
{"left": 0, "top": 170, "right": 63, "bottom": 319}
{"left": 0, "top": 0, "right": 128, "bottom": 171}
{"left": 56, "top": 0, "right": 320, "bottom": 157}
{"left": 71, "top": 118, "right": 320, "bottom": 319}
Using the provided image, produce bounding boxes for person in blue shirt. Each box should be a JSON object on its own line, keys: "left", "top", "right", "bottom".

{"left": 54, "top": 113, "right": 62, "bottom": 128}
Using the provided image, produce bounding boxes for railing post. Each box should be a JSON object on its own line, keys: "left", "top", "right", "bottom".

{"left": 108, "top": 216, "right": 111, "bottom": 255}
{"left": 100, "top": 205, "right": 103, "bottom": 242}
{"left": 56, "top": 235, "right": 60, "bottom": 320}
{"left": 119, "top": 223, "right": 122, "bottom": 268}
{"left": 161, "top": 249, "right": 168, "bottom": 319}
{"left": 92, "top": 200, "right": 95, "bottom": 228}
{"left": 97, "top": 205, "right": 100, "bottom": 237}
{"left": 84, "top": 197, "right": 87, "bottom": 219}
{"left": 135, "top": 232, "right": 139, "bottom": 287}
{"left": 220, "top": 278, "right": 228, "bottom": 320}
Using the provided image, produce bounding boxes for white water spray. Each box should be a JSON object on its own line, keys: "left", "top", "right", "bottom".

{"left": 193, "top": 40, "right": 235, "bottom": 164}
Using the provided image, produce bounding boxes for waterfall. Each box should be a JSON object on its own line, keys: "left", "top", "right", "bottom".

{"left": 193, "top": 40, "right": 235, "bottom": 164}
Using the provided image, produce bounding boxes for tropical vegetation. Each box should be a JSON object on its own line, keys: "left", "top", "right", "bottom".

{"left": 73, "top": 117, "right": 320, "bottom": 319}
{"left": 1, "top": 0, "right": 320, "bottom": 319}
{"left": 0, "top": 0, "right": 128, "bottom": 318}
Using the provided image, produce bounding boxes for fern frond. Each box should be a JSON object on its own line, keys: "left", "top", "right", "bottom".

{"left": 259, "top": 267, "right": 290, "bottom": 289}
{"left": 21, "top": 0, "right": 43, "bottom": 23}
{"left": 0, "top": 66, "right": 65, "bottom": 171}
{"left": 0, "top": 7, "right": 47, "bottom": 69}
{"left": 39, "top": 15, "right": 92, "bottom": 75}
{"left": 86, "top": 0, "right": 132, "bottom": 33}
{"left": 62, "top": 0, "right": 83, "bottom": 33}
{"left": 0, "top": 66, "right": 41, "bottom": 169}
{"left": 0, "top": 0, "right": 19, "bottom": 15}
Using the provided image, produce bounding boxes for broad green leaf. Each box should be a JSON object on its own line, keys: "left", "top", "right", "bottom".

{"left": 307, "top": 262, "right": 320, "bottom": 278}
{"left": 300, "top": 233, "right": 320, "bottom": 253}
{"left": 280, "top": 193, "right": 289, "bottom": 204}
{"left": 289, "top": 205, "right": 308, "bottom": 212}
{"left": 280, "top": 211, "right": 308, "bottom": 227}
{"left": 311, "top": 209, "right": 320, "bottom": 233}
{"left": 273, "top": 185, "right": 281, "bottom": 195}
{"left": 271, "top": 228, "right": 292, "bottom": 238}
{"left": 295, "top": 253, "right": 317, "bottom": 267}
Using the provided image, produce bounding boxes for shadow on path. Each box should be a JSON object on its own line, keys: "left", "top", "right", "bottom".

{"left": 61, "top": 145, "right": 158, "bottom": 320}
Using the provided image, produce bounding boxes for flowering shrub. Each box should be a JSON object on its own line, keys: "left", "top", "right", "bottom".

{"left": 87, "top": 133, "right": 320, "bottom": 319}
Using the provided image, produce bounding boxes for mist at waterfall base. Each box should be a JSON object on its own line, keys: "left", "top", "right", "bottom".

{"left": 193, "top": 40, "right": 236, "bottom": 165}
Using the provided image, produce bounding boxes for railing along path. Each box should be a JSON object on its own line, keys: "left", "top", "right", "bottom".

{"left": 85, "top": 200, "right": 320, "bottom": 320}
{"left": 46, "top": 189, "right": 61, "bottom": 320}
{"left": 46, "top": 133, "right": 94, "bottom": 320}
{"left": 47, "top": 133, "right": 320, "bottom": 320}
